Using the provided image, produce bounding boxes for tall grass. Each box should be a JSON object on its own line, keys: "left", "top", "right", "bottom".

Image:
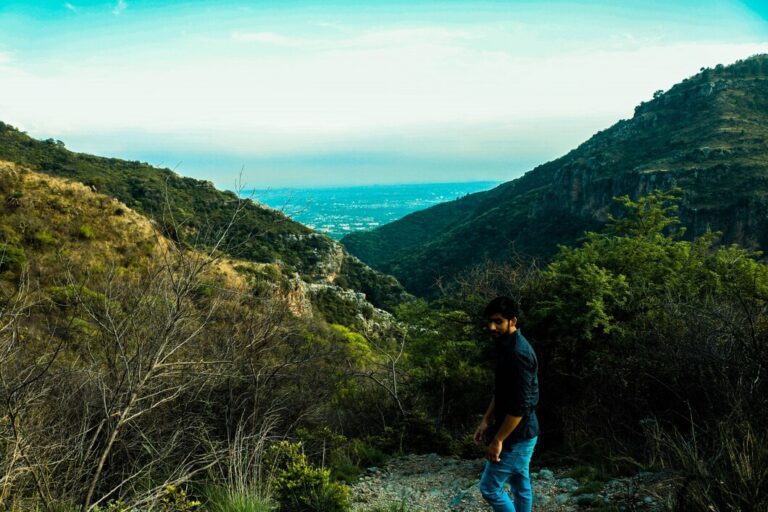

{"left": 202, "top": 487, "right": 272, "bottom": 512}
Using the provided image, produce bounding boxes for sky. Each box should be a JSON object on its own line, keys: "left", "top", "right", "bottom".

{"left": 0, "top": 1, "right": 767, "bottom": 188}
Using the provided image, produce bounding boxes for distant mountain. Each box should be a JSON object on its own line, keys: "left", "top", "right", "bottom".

{"left": 342, "top": 54, "right": 768, "bottom": 296}
{"left": 0, "top": 122, "right": 408, "bottom": 311}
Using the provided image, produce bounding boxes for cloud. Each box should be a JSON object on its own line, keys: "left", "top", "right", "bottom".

{"left": 232, "top": 32, "right": 304, "bottom": 47}
{"left": 232, "top": 26, "right": 475, "bottom": 52}
{"left": 112, "top": 0, "right": 127, "bottom": 16}
{"left": 64, "top": 2, "right": 78, "bottom": 13}
{"left": 310, "top": 21, "right": 351, "bottom": 33}
{"left": 343, "top": 27, "right": 475, "bottom": 48}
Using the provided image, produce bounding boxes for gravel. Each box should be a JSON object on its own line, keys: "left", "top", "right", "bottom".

{"left": 349, "top": 453, "right": 673, "bottom": 511}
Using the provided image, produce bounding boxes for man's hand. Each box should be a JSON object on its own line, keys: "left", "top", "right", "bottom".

{"left": 486, "top": 438, "right": 503, "bottom": 463}
{"left": 473, "top": 420, "right": 488, "bottom": 446}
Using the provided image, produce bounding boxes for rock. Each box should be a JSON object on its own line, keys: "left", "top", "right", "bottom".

{"left": 449, "top": 491, "right": 466, "bottom": 507}
{"left": 349, "top": 453, "right": 670, "bottom": 511}
{"left": 556, "top": 477, "right": 580, "bottom": 492}
{"left": 538, "top": 468, "right": 555, "bottom": 480}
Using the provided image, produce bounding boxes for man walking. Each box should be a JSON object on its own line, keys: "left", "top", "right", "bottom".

{"left": 474, "top": 296, "right": 539, "bottom": 512}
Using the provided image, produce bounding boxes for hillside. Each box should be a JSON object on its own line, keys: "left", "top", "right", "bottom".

{"left": 0, "top": 123, "right": 408, "bottom": 311}
{"left": 342, "top": 54, "right": 768, "bottom": 295}
{"left": 0, "top": 161, "right": 299, "bottom": 314}
{"left": 0, "top": 162, "right": 419, "bottom": 510}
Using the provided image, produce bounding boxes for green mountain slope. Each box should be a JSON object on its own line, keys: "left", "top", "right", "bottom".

{"left": 0, "top": 123, "right": 407, "bottom": 310}
{"left": 342, "top": 54, "right": 768, "bottom": 295}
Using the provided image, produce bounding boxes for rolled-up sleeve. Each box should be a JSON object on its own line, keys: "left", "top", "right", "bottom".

{"left": 506, "top": 351, "right": 538, "bottom": 417}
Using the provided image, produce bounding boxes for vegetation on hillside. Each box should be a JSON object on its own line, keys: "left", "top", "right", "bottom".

{"left": 0, "top": 165, "right": 412, "bottom": 511}
{"left": 0, "top": 123, "right": 407, "bottom": 310}
{"left": 343, "top": 54, "right": 768, "bottom": 296}
{"left": 401, "top": 190, "right": 768, "bottom": 510}
{"left": 4, "top": 53, "right": 768, "bottom": 511}
{"left": 2, "top": 157, "right": 767, "bottom": 509}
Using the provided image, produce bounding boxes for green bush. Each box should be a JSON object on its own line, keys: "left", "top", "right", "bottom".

{"left": 79, "top": 224, "right": 95, "bottom": 240}
{"left": 160, "top": 485, "right": 202, "bottom": 512}
{"left": 267, "top": 441, "right": 350, "bottom": 512}
{"left": 99, "top": 499, "right": 130, "bottom": 512}
{"left": 31, "top": 229, "right": 56, "bottom": 248}
{"left": 0, "top": 242, "right": 26, "bottom": 273}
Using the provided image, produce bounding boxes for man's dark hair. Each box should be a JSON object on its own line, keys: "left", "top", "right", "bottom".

{"left": 484, "top": 296, "right": 519, "bottom": 320}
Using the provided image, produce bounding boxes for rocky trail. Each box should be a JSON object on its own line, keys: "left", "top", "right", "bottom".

{"left": 350, "top": 453, "right": 675, "bottom": 511}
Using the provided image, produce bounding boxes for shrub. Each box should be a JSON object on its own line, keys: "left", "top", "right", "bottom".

{"left": 0, "top": 242, "right": 26, "bottom": 273}
{"left": 267, "top": 441, "right": 350, "bottom": 512}
{"left": 79, "top": 224, "right": 95, "bottom": 240}
{"left": 650, "top": 420, "right": 768, "bottom": 511}
{"left": 31, "top": 229, "right": 56, "bottom": 248}
{"left": 160, "top": 485, "right": 202, "bottom": 512}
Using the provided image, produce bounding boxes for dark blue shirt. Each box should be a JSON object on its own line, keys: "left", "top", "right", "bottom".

{"left": 494, "top": 329, "right": 540, "bottom": 448}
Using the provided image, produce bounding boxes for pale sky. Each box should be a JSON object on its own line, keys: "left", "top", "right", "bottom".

{"left": 1, "top": 1, "right": 767, "bottom": 188}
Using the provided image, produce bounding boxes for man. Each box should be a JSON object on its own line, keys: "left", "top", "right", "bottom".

{"left": 474, "top": 296, "right": 539, "bottom": 512}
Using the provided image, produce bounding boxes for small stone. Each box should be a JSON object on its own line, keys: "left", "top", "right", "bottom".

{"left": 556, "top": 477, "right": 580, "bottom": 492}
{"left": 539, "top": 468, "right": 555, "bottom": 480}
{"left": 450, "top": 491, "right": 467, "bottom": 507}
{"left": 367, "top": 466, "right": 379, "bottom": 473}
{"left": 643, "top": 496, "right": 655, "bottom": 504}
{"left": 556, "top": 493, "right": 571, "bottom": 505}
{"left": 534, "top": 493, "right": 552, "bottom": 505}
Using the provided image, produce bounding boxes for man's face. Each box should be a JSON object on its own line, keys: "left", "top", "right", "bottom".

{"left": 487, "top": 313, "right": 516, "bottom": 338}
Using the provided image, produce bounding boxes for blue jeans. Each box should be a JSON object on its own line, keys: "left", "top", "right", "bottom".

{"left": 479, "top": 436, "right": 537, "bottom": 512}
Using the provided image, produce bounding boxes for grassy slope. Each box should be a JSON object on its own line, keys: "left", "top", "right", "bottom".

{"left": 342, "top": 54, "right": 768, "bottom": 295}
{"left": 0, "top": 124, "right": 407, "bottom": 310}
{"left": 0, "top": 161, "right": 270, "bottom": 293}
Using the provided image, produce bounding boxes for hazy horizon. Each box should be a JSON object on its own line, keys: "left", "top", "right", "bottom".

{"left": 1, "top": 0, "right": 767, "bottom": 188}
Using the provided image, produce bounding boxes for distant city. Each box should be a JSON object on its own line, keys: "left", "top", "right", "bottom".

{"left": 243, "top": 181, "right": 500, "bottom": 239}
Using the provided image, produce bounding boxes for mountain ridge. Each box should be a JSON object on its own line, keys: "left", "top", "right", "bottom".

{"left": 0, "top": 122, "right": 409, "bottom": 313}
{"left": 342, "top": 54, "right": 768, "bottom": 295}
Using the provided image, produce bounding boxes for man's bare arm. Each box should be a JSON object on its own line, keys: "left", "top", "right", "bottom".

{"left": 486, "top": 414, "right": 522, "bottom": 462}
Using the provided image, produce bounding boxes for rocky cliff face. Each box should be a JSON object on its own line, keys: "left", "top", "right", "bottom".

{"left": 342, "top": 54, "right": 768, "bottom": 295}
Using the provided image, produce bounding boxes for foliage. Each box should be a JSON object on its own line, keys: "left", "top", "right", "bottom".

{"left": 0, "top": 166, "right": 396, "bottom": 511}
{"left": 295, "top": 426, "right": 388, "bottom": 483}
{"left": 266, "top": 441, "right": 350, "bottom": 512}
{"left": 394, "top": 299, "right": 491, "bottom": 440}
{"left": 648, "top": 420, "right": 768, "bottom": 511}
{"left": 342, "top": 54, "right": 768, "bottom": 295}
{"left": 313, "top": 288, "right": 372, "bottom": 328}
{"left": 0, "top": 124, "right": 407, "bottom": 310}
{"left": 0, "top": 242, "right": 25, "bottom": 275}
{"left": 202, "top": 486, "right": 273, "bottom": 512}
{"left": 427, "top": 188, "right": 768, "bottom": 507}
{"left": 79, "top": 224, "right": 95, "bottom": 240}
{"left": 160, "top": 485, "right": 202, "bottom": 512}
